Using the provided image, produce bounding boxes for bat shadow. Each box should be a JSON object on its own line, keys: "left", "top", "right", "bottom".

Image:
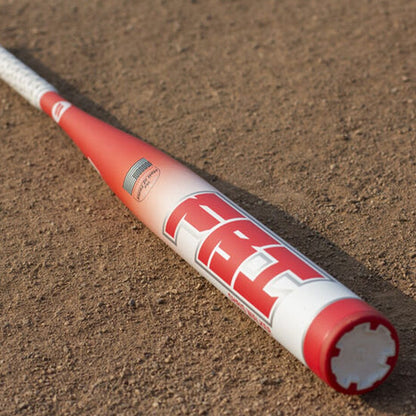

{"left": 11, "top": 48, "right": 416, "bottom": 415}
{"left": 192, "top": 167, "right": 416, "bottom": 414}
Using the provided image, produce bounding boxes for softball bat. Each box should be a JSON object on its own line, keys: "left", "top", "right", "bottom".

{"left": 0, "top": 45, "right": 399, "bottom": 394}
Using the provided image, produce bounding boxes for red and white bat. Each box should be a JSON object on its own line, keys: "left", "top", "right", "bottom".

{"left": 0, "top": 46, "right": 399, "bottom": 394}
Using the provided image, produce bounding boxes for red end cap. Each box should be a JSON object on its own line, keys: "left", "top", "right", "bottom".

{"left": 303, "top": 298, "right": 399, "bottom": 394}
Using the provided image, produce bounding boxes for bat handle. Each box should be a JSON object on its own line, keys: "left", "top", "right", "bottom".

{"left": 0, "top": 45, "right": 57, "bottom": 109}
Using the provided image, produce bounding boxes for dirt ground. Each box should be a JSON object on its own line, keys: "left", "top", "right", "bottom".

{"left": 0, "top": 0, "right": 415, "bottom": 415}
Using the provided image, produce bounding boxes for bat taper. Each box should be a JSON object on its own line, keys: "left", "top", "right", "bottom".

{"left": 0, "top": 45, "right": 399, "bottom": 394}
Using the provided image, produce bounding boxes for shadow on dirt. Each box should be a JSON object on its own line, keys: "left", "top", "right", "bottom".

{"left": 12, "top": 48, "right": 416, "bottom": 415}
{"left": 199, "top": 171, "right": 416, "bottom": 415}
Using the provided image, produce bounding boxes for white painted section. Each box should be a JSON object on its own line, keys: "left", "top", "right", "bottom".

{"left": 215, "top": 245, "right": 231, "bottom": 261}
{"left": 263, "top": 270, "right": 302, "bottom": 298}
{"left": 201, "top": 204, "right": 226, "bottom": 223}
{"left": 234, "top": 230, "right": 249, "bottom": 239}
{"left": 271, "top": 281, "right": 359, "bottom": 364}
{"left": 240, "top": 252, "right": 275, "bottom": 281}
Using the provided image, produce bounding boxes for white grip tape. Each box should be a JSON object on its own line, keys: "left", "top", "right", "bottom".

{"left": 0, "top": 46, "right": 56, "bottom": 109}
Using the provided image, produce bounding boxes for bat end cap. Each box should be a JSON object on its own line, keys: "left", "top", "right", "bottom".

{"left": 303, "top": 298, "right": 399, "bottom": 394}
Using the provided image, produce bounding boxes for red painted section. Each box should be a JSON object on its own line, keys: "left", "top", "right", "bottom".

{"left": 40, "top": 91, "right": 182, "bottom": 220}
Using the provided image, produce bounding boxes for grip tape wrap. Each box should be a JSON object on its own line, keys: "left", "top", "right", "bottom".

{"left": 0, "top": 46, "right": 56, "bottom": 109}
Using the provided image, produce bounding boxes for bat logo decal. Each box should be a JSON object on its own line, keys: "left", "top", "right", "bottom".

{"left": 123, "top": 158, "right": 160, "bottom": 202}
{"left": 164, "top": 192, "right": 329, "bottom": 326}
{"left": 51, "top": 100, "right": 71, "bottom": 123}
